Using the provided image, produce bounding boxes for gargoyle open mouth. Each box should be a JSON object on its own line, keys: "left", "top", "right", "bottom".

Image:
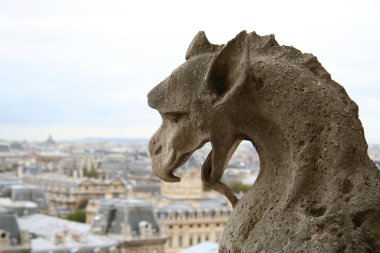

{"left": 201, "top": 149, "right": 239, "bottom": 207}
{"left": 165, "top": 151, "right": 193, "bottom": 182}
{"left": 201, "top": 151, "right": 213, "bottom": 180}
{"left": 163, "top": 141, "right": 210, "bottom": 182}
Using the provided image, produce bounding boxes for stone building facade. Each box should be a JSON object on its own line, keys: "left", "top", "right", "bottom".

{"left": 22, "top": 174, "right": 127, "bottom": 211}
{"left": 157, "top": 169, "right": 232, "bottom": 252}
{"left": 160, "top": 168, "right": 203, "bottom": 200}
{"left": 0, "top": 211, "right": 31, "bottom": 253}
{"left": 157, "top": 203, "right": 231, "bottom": 253}
{"left": 89, "top": 199, "right": 167, "bottom": 253}
{"left": 57, "top": 155, "right": 101, "bottom": 178}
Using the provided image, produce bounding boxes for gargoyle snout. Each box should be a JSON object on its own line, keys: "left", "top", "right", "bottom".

{"left": 148, "top": 136, "right": 161, "bottom": 158}
{"left": 148, "top": 136, "right": 180, "bottom": 183}
{"left": 149, "top": 138, "right": 164, "bottom": 162}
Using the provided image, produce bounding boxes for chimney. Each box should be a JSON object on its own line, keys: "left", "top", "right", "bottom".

{"left": 72, "top": 232, "right": 83, "bottom": 243}
{"left": 54, "top": 233, "right": 65, "bottom": 245}
{"left": 138, "top": 221, "right": 153, "bottom": 238}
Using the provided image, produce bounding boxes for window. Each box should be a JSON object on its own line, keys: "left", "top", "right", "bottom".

{"left": 179, "top": 235, "right": 183, "bottom": 247}
{"left": 168, "top": 237, "right": 172, "bottom": 248}
{"left": 198, "top": 235, "right": 201, "bottom": 243}
{"left": 205, "top": 234, "right": 209, "bottom": 241}
{"left": 189, "top": 236, "right": 193, "bottom": 246}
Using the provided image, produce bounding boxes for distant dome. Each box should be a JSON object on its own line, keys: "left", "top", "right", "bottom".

{"left": 45, "top": 134, "right": 55, "bottom": 145}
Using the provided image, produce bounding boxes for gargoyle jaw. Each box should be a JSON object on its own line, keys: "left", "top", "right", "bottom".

{"left": 159, "top": 151, "right": 193, "bottom": 182}
{"left": 155, "top": 168, "right": 181, "bottom": 182}
{"left": 201, "top": 148, "right": 239, "bottom": 207}
{"left": 153, "top": 141, "right": 209, "bottom": 183}
{"left": 201, "top": 151, "right": 213, "bottom": 182}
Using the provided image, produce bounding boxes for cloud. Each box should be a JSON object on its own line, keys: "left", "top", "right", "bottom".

{"left": 0, "top": 125, "right": 158, "bottom": 141}
{"left": 0, "top": 0, "right": 379, "bottom": 142}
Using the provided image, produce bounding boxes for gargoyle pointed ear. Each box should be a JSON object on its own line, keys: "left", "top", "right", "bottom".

{"left": 186, "top": 31, "right": 222, "bottom": 60}
{"left": 206, "top": 31, "right": 250, "bottom": 97}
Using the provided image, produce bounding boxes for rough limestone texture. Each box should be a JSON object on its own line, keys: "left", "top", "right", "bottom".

{"left": 147, "top": 31, "right": 380, "bottom": 252}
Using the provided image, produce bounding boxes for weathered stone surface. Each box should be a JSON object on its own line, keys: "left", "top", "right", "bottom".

{"left": 148, "top": 31, "right": 380, "bottom": 252}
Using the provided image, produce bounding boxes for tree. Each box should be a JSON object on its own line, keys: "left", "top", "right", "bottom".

{"left": 65, "top": 210, "right": 86, "bottom": 223}
{"left": 230, "top": 182, "right": 250, "bottom": 193}
{"left": 84, "top": 167, "right": 98, "bottom": 178}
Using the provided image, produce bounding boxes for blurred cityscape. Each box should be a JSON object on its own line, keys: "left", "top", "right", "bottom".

{"left": 0, "top": 135, "right": 264, "bottom": 253}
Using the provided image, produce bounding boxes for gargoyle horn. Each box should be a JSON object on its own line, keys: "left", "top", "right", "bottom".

{"left": 186, "top": 31, "right": 222, "bottom": 60}
{"left": 206, "top": 30, "right": 250, "bottom": 98}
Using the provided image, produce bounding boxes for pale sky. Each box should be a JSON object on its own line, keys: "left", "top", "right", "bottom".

{"left": 0, "top": 0, "right": 379, "bottom": 143}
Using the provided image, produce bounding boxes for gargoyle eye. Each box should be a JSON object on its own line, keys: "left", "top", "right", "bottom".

{"left": 163, "top": 112, "right": 186, "bottom": 123}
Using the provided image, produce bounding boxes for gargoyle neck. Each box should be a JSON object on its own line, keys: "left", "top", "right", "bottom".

{"left": 239, "top": 108, "right": 372, "bottom": 206}
{"left": 239, "top": 118, "right": 294, "bottom": 196}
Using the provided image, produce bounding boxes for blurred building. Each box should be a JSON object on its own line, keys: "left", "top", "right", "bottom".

{"left": 0, "top": 184, "right": 48, "bottom": 216}
{"left": 87, "top": 198, "right": 167, "bottom": 253}
{"left": 97, "top": 154, "right": 128, "bottom": 180}
{"left": 160, "top": 168, "right": 203, "bottom": 201}
{"left": 0, "top": 210, "right": 31, "bottom": 253}
{"left": 0, "top": 198, "right": 38, "bottom": 217}
{"left": 127, "top": 179, "right": 161, "bottom": 202}
{"left": 0, "top": 141, "right": 11, "bottom": 153}
{"left": 0, "top": 148, "right": 21, "bottom": 174}
{"left": 57, "top": 155, "right": 101, "bottom": 179}
{"left": 22, "top": 174, "right": 127, "bottom": 211}
{"left": 158, "top": 167, "right": 223, "bottom": 207}
{"left": 157, "top": 201, "right": 231, "bottom": 253}
{"left": 9, "top": 185, "right": 48, "bottom": 211}
{"left": 0, "top": 178, "right": 23, "bottom": 196}
{"left": 156, "top": 168, "right": 232, "bottom": 253}
{"left": 85, "top": 168, "right": 232, "bottom": 253}
{"left": 22, "top": 152, "right": 66, "bottom": 172}
{"left": 18, "top": 214, "right": 118, "bottom": 253}
{"left": 179, "top": 242, "right": 218, "bottom": 253}
{"left": 125, "top": 151, "right": 154, "bottom": 181}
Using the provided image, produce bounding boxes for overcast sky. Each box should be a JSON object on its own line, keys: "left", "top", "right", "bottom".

{"left": 0, "top": 0, "right": 379, "bottom": 143}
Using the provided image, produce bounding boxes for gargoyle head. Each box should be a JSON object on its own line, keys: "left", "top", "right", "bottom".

{"left": 148, "top": 31, "right": 251, "bottom": 204}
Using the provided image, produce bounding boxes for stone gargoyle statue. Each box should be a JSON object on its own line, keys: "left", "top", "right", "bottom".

{"left": 148, "top": 31, "right": 380, "bottom": 252}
